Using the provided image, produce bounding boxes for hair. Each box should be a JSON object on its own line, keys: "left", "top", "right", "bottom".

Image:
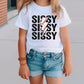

{"left": 17, "top": 0, "right": 63, "bottom": 18}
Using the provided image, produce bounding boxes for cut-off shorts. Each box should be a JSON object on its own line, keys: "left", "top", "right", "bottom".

{"left": 26, "top": 48, "right": 64, "bottom": 78}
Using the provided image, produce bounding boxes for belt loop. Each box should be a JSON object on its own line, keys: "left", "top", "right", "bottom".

{"left": 50, "top": 53, "right": 53, "bottom": 58}
{"left": 35, "top": 51, "right": 37, "bottom": 57}
{"left": 34, "top": 50, "right": 37, "bottom": 57}
{"left": 50, "top": 53, "right": 51, "bottom": 58}
{"left": 60, "top": 52, "right": 63, "bottom": 56}
{"left": 31, "top": 49, "right": 34, "bottom": 57}
{"left": 33, "top": 50, "right": 35, "bottom": 56}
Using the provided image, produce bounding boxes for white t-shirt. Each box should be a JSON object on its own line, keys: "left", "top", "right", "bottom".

{"left": 15, "top": 1, "right": 71, "bottom": 54}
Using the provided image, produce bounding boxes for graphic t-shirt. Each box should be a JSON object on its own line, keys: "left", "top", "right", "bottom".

{"left": 15, "top": 1, "right": 71, "bottom": 54}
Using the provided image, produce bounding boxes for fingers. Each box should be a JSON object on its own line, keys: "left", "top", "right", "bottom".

{"left": 20, "top": 74, "right": 29, "bottom": 80}
{"left": 25, "top": 74, "right": 28, "bottom": 80}
{"left": 64, "top": 71, "right": 71, "bottom": 77}
{"left": 19, "top": 73, "right": 29, "bottom": 80}
{"left": 65, "top": 72, "right": 68, "bottom": 77}
{"left": 63, "top": 69, "right": 71, "bottom": 77}
{"left": 63, "top": 69, "right": 65, "bottom": 73}
{"left": 21, "top": 75, "right": 26, "bottom": 79}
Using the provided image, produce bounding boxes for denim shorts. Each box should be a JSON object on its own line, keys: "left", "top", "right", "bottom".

{"left": 26, "top": 48, "right": 64, "bottom": 78}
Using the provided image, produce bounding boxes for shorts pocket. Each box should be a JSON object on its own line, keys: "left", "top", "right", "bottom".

{"left": 26, "top": 53, "right": 34, "bottom": 61}
{"left": 51, "top": 53, "right": 63, "bottom": 64}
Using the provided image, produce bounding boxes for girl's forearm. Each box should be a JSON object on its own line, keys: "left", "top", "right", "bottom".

{"left": 18, "top": 38, "right": 27, "bottom": 64}
{"left": 60, "top": 26, "right": 72, "bottom": 62}
{"left": 62, "top": 36, "right": 72, "bottom": 62}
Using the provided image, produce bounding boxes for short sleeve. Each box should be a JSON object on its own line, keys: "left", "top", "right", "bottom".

{"left": 59, "top": 5, "right": 71, "bottom": 28}
{"left": 15, "top": 6, "right": 29, "bottom": 30}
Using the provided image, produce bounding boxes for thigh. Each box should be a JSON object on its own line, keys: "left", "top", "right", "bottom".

{"left": 29, "top": 74, "right": 44, "bottom": 84}
{"left": 45, "top": 76, "right": 62, "bottom": 84}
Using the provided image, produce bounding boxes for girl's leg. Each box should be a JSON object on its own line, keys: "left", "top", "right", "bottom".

{"left": 45, "top": 76, "right": 62, "bottom": 84}
{"left": 29, "top": 74, "right": 44, "bottom": 84}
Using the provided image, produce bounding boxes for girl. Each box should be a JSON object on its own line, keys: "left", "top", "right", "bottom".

{"left": 15, "top": 0, "right": 73, "bottom": 84}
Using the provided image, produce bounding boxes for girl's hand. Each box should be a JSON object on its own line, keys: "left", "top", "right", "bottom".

{"left": 19, "top": 64, "right": 30, "bottom": 80}
{"left": 63, "top": 60, "right": 73, "bottom": 77}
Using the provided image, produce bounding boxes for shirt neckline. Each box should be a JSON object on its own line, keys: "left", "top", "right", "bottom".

{"left": 32, "top": 1, "right": 51, "bottom": 9}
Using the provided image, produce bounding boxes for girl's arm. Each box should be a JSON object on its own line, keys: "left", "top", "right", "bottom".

{"left": 18, "top": 28, "right": 30, "bottom": 80}
{"left": 60, "top": 26, "right": 71, "bottom": 61}
{"left": 60, "top": 26, "right": 72, "bottom": 77}
{"left": 18, "top": 28, "right": 28, "bottom": 65}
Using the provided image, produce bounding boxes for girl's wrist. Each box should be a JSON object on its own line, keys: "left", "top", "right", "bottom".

{"left": 64, "top": 56, "right": 72, "bottom": 62}
{"left": 18, "top": 57, "right": 27, "bottom": 61}
{"left": 18, "top": 57, "right": 27, "bottom": 65}
{"left": 65, "top": 57, "right": 71, "bottom": 61}
{"left": 18, "top": 58, "right": 27, "bottom": 65}
{"left": 20, "top": 63, "right": 27, "bottom": 66}
{"left": 19, "top": 60, "right": 27, "bottom": 65}
{"left": 64, "top": 58, "right": 72, "bottom": 64}
{"left": 64, "top": 54, "right": 71, "bottom": 59}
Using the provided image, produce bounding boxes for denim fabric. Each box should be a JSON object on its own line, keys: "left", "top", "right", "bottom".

{"left": 26, "top": 48, "right": 64, "bottom": 78}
